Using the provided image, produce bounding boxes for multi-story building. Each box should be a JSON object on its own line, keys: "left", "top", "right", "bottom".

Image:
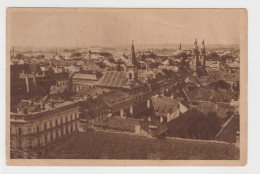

{"left": 10, "top": 100, "right": 80, "bottom": 159}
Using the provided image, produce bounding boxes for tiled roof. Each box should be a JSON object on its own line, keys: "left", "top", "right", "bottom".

{"left": 96, "top": 71, "right": 128, "bottom": 88}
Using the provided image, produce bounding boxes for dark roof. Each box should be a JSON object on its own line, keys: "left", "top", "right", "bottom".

{"left": 72, "top": 73, "right": 97, "bottom": 80}
{"left": 151, "top": 96, "right": 184, "bottom": 115}
{"left": 76, "top": 86, "right": 111, "bottom": 98}
{"left": 84, "top": 98, "right": 110, "bottom": 117}
{"left": 183, "top": 87, "right": 235, "bottom": 103}
{"left": 17, "top": 100, "right": 38, "bottom": 112}
{"left": 94, "top": 116, "right": 140, "bottom": 132}
{"left": 96, "top": 71, "right": 128, "bottom": 88}
{"left": 207, "top": 70, "right": 239, "bottom": 83}
{"left": 99, "top": 90, "right": 132, "bottom": 108}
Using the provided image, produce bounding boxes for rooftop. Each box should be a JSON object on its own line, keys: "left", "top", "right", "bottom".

{"left": 94, "top": 116, "right": 141, "bottom": 132}
{"left": 96, "top": 71, "right": 128, "bottom": 88}
{"left": 72, "top": 73, "right": 98, "bottom": 81}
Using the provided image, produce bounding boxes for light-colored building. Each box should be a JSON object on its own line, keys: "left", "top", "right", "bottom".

{"left": 10, "top": 100, "right": 80, "bottom": 159}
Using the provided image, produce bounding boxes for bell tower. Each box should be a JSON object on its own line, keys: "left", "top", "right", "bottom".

{"left": 193, "top": 39, "right": 199, "bottom": 76}
{"left": 200, "top": 39, "right": 206, "bottom": 69}
{"left": 126, "top": 41, "right": 138, "bottom": 81}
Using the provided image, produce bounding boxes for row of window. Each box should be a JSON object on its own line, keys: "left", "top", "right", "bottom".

{"left": 13, "top": 112, "right": 79, "bottom": 136}
{"left": 27, "top": 124, "right": 78, "bottom": 149}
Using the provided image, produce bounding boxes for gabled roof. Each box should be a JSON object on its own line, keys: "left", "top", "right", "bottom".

{"left": 151, "top": 96, "right": 184, "bottom": 115}
{"left": 96, "top": 71, "right": 128, "bottom": 88}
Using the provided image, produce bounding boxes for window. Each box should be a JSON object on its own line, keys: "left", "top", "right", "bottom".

{"left": 44, "top": 123, "right": 47, "bottom": 131}
{"left": 27, "top": 128, "right": 31, "bottom": 135}
{"left": 50, "top": 121, "right": 52, "bottom": 128}
{"left": 50, "top": 132, "right": 53, "bottom": 141}
{"left": 55, "top": 120, "right": 58, "bottom": 126}
{"left": 45, "top": 135, "right": 47, "bottom": 143}
{"left": 66, "top": 117, "right": 68, "bottom": 123}
{"left": 37, "top": 126, "right": 40, "bottom": 133}
{"left": 56, "top": 130, "right": 59, "bottom": 138}
{"left": 60, "top": 118, "right": 63, "bottom": 125}
{"left": 18, "top": 128, "right": 22, "bottom": 135}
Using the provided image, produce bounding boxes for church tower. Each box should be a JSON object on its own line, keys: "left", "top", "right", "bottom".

{"left": 193, "top": 39, "right": 199, "bottom": 76}
{"left": 126, "top": 41, "right": 138, "bottom": 81}
{"left": 200, "top": 39, "right": 206, "bottom": 69}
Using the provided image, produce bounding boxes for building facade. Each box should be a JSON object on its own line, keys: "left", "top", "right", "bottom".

{"left": 10, "top": 101, "right": 80, "bottom": 159}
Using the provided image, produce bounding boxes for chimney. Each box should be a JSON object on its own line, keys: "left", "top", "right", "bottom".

{"left": 108, "top": 109, "right": 112, "bottom": 117}
{"left": 41, "top": 103, "right": 45, "bottom": 111}
{"left": 33, "top": 75, "right": 37, "bottom": 87}
{"left": 148, "top": 116, "right": 151, "bottom": 122}
{"left": 147, "top": 99, "right": 151, "bottom": 109}
{"left": 25, "top": 74, "right": 30, "bottom": 93}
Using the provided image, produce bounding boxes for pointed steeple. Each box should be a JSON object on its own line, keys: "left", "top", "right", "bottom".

{"left": 130, "top": 40, "right": 136, "bottom": 66}
{"left": 201, "top": 39, "right": 205, "bottom": 53}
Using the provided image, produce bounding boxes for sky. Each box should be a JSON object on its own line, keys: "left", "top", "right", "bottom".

{"left": 8, "top": 8, "right": 243, "bottom": 48}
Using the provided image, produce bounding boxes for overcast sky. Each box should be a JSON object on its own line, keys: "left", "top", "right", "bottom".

{"left": 8, "top": 8, "right": 243, "bottom": 48}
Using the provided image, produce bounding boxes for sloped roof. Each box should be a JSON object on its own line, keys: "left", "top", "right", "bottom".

{"left": 72, "top": 73, "right": 97, "bottom": 81}
{"left": 76, "top": 86, "right": 110, "bottom": 98}
{"left": 151, "top": 96, "right": 184, "bottom": 115}
{"left": 96, "top": 71, "right": 128, "bottom": 88}
{"left": 84, "top": 98, "right": 110, "bottom": 117}
{"left": 94, "top": 117, "right": 140, "bottom": 132}
{"left": 99, "top": 90, "right": 132, "bottom": 108}
{"left": 17, "top": 100, "right": 38, "bottom": 113}
{"left": 183, "top": 87, "right": 234, "bottom": 103}
{"left": 207, "top": 70, "right": 239, "bottom": 83}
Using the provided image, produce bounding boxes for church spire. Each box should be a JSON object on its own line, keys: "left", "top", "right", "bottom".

{"left": 130, "top": 40, "right": 136, "bottom": 66}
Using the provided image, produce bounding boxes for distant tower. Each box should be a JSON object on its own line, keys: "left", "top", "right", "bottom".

{"left": 193, "top": 39, "right": 199, "bottom": 76}
{"left": 126, "top": 41, "right": 138, "bottom": 81}
{"left": 179, "top": 43, "right": 182, "bottom": 50}
{"left": 200, "top": 39, "right": 206, "bottom": 69}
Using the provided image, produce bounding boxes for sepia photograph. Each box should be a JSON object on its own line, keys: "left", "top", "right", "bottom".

{"left": 6, "top": 8, "right": 247, "bottom": 166}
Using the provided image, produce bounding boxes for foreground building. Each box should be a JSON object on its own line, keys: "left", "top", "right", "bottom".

{"left": 10, "top": 99, "right": 80, "bottom": 159}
